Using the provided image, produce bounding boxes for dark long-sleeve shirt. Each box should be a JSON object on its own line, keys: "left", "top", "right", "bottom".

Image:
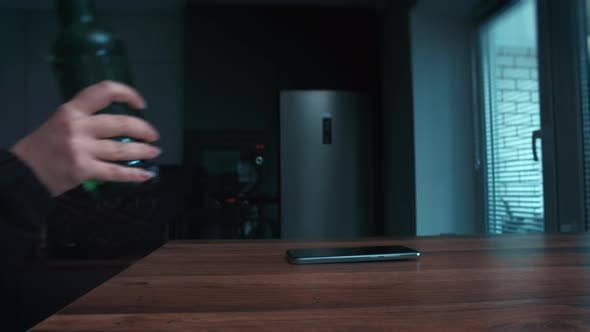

{"left": 0, "top": 149, "right": 53, "bottom": 235}
{"left": 0, "top": 150, "right": 54, "bottom": 330}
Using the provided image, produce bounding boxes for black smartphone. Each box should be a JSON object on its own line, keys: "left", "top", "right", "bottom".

{"left": 286, "top": 245, "right": 421, "bottom": 265}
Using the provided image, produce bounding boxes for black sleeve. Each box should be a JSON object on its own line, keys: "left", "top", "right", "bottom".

{"left": 0, "top": 150, "right": 54, "bottom": 235}
{"left": 0, "top": 150, "right": 55, "bottom": 331}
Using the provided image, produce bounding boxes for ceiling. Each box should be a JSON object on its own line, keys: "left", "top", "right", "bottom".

{"left": 0, "top": 0, "right": 183, "bottom": 11}
{"left": 188, "top": 0, "right": 383, "bottom": 6}
{"left": 0, "top": 0, "right": 386, "bottom": 11}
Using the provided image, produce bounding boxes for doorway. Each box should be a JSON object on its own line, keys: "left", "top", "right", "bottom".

{"left": 478, "top": 0, "right": 544, "bottom": 233}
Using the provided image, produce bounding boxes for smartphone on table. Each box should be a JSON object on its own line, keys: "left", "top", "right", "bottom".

{"left": 286, "top": 245, "right": 421, "bottom": 265}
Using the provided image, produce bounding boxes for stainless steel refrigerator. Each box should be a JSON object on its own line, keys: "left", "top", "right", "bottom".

{"left": 280, "top": 90, "right": 374, "bottom": 239}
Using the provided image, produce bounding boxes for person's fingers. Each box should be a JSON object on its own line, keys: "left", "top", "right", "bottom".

{"left": 92, "top": 140, "right": 161, "bottom": 161}
{"left": 88, "top": 161, "right": 155, "bottom": 183}
{"left": 68, "top": 81, "right": 146, "bottom": 115}
{"left": 82, "top": 114, "right": 159, "bottom": 142}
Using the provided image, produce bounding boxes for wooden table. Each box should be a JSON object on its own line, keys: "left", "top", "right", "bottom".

{"left": 33, "top": 234, "right": 590, "bottom": 331}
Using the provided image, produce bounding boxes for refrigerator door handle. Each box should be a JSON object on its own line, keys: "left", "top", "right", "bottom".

{"left": 323, "top": 116, "right": 332, "bottom": 145}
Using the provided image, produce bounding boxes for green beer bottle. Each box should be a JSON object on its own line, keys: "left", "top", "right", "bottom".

{"left": 50, "top": 0, "right": 158, "bottom": 198}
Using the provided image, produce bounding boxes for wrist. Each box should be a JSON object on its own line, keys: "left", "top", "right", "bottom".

{"left": 10, "top": 140, "right": 58, "bottom": 197}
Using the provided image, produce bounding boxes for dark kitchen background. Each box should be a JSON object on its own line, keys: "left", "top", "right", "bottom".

{"left": 0, "top": 0, "right": 525, "bottom": 329}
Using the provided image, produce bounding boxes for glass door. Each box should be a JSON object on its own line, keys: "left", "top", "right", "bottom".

{"left": 478, "top": 0, "right": 544, "bottom": 233}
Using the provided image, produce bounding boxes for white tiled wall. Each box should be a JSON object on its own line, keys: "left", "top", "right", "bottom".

{"left": 0, "top": 9, "right": 183, "bottom": 164}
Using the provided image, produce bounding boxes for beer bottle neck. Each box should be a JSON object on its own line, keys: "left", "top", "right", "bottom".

{"left": 56, "top": 0, "right": 97, "bottom": 28}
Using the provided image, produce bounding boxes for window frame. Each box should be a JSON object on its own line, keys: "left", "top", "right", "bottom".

{"left": 472, "top": 0, "right": 588, "bottom": 234}
{"left": 537, "top": 0, "right": 587, "bottom": 233}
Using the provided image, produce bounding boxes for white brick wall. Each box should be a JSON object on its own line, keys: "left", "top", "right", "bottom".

{"left": 517, "top": 102, "right": 539, "bottom": 113}
{"left": 515, "top": 56, "right": 538, "bottom": 68}
{"left": 502, "top": 68, "right": 530, "bottom": 79}
{"left": 496, "top": 56, "right": 514, "bottom": 67}
{"left": 498, "top": 46, "right": 530, "bottom": 56}
{"left": 517, "top": 79, "right": 538, "bottom": 91}
{"left": 497, "top": 102, "right": 517, "bottom": 113}
{"left": 497, "top": 79, "right": 516, "bottom": 90}
{"left": 502, "top": 91, "right": 531, "bottom": 102}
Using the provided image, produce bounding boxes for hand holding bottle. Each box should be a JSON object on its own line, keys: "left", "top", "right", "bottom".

{"left": 10, "top": 81, "right": 161, "bottom": 197}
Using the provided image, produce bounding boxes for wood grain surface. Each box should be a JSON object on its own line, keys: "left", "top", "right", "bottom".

{"left": 32, "top": 234, "right": 590, "bottom": 331}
